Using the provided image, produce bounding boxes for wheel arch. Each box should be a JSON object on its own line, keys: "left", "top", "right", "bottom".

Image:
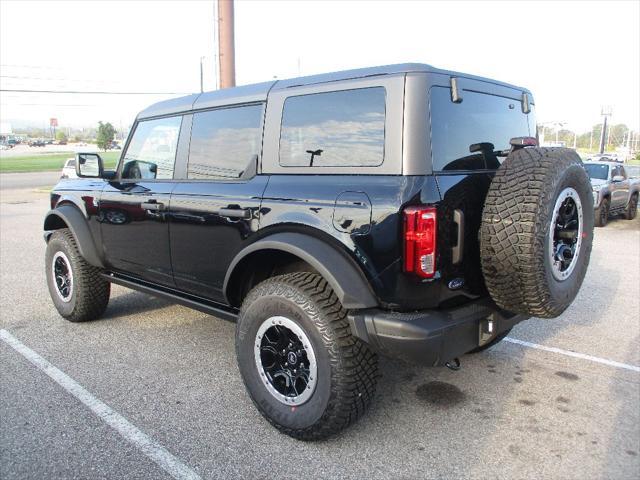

{"left": 44, "top": 205, "right": 104, "bottom": 268}
{"left": 223, "top": 232, "right": 378, "bottom": 309}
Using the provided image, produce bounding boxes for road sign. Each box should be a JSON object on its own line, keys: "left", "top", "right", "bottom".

{"left": 50, "top": 118, "right": 58, "bottom": 127}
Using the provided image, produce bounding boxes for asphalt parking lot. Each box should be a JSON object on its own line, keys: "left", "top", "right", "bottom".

{"left": 1, "top": 179, "right": 638, "bottom": 479}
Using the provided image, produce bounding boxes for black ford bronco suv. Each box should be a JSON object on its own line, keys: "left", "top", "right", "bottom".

{"left": 44, "top": 64, "right": 594, "bottom": 440}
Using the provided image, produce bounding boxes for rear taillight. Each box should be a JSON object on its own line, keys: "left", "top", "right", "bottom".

{"left": 404, "top": 206, "right": 437, "bottom": 278}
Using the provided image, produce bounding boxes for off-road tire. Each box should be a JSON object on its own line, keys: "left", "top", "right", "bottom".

{"left": 45, "top": 229, "right": 110, "bottom": 322}
{"left": 235, "top": 272, "right": 378, "bottom": 440}
{"left": 480, "top": 148, "right": 594, "bottom": 318}
{"left": 468, "top": 328, "right": 512, "bottom": 354}
{"left": 595, "top": 197, "right": 610, "bottom": 227}
{"left": 624, "top": 193, "right": 638, "bottom": 220}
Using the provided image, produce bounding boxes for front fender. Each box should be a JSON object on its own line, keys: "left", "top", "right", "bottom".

{"left": 44, "top": 205, "right": 104, "bottom": 268}
{"left": 223, "top": 232, "right": 378, "bottom": 309}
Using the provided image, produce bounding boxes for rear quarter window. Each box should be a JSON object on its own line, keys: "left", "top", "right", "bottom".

{"left": 430, "top": 86, "right": 534, "bottom": 171}
{"left": 279, "top": 87, "right": 386, "bottom": 168}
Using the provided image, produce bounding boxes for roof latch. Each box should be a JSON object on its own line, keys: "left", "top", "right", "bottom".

{"left": 450, "top": 77, "right": 463, "bottom": 103}
{"left": 521, "top": 92, "right": 531, "bottom": 114}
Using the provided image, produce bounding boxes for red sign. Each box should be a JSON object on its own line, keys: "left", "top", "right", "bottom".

{"left": 50, "top": 118, "right": 58, "bottom": 127}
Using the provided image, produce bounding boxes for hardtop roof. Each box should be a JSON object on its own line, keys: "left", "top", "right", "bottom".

{"left": 137, "top": 62, "right": 532, "bottom": 120}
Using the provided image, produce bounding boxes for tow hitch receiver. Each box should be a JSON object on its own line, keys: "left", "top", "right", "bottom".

{"left": 479, "top": 315, "right": 496, "bottom": 347}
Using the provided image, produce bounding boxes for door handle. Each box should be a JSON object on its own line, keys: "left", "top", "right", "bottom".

{"left": 141, "top": 201, "right": 166, "bottom": 211}
{"left": 217, "top": 208, "right": 251, "bottom": 219}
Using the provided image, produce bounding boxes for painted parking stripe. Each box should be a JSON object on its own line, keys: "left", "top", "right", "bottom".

{"left": 0, "top": 329, "right": 201, "bottom": 480}
{"left": 504, "top": 337, "right": 640, "bottom": 373}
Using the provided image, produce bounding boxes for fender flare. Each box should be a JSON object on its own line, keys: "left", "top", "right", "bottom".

{"left": 223, "top": 232, "right": 378, "bottom": 309}
{"left": 43, "top": 205, "right": 104, "bottom": 268}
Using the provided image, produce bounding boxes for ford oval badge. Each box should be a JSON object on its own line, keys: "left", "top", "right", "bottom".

{"left": 448, "top": 278, "right": 464, "bottom": 290}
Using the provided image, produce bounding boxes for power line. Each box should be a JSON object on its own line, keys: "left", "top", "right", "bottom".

{"left": 0, "top": 88, "right": 191, "bottom": 95}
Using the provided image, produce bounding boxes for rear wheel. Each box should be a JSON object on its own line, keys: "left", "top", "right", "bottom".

{"left": 625, "top": 193, "right": 638, "bottom": 220}
{"left": 480, "top": 148, "right": 594, "bottom": 318}
{"left": 595, "top": 197, "right": 610, "bottom": 227}
{"left": 235, "top": 272, "right": 378, "bottom": 440}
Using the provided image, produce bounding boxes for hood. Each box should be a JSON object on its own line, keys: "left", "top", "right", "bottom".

{"left": 590, "top": 179, "right": 607, "bottom": 188}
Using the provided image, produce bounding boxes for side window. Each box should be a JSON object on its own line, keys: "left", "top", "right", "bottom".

{"left": 187, "top": 104, "right": 263, "bottom": 179}
{"left": 611, "top": 166, "right": 621, "bottom": 178}
{"left": 279, "top": 87, "right": 386, "bottom": 167}
{"left": 121, "top": 116, "right": 182, "bottom": 180}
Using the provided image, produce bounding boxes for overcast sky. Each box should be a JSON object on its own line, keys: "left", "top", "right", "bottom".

{"left": 1, "top": 0, "right": 638, "bottom": 133}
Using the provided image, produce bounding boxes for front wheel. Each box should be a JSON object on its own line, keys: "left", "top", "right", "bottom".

{"left": 625, "top": 193, "right": 638, "bottom": 220}
{"left": 45, "top": 229, "right": 110, "bottom": 322}
{"left": 595, "top": 197, "right": 610, "bottom": 227}
{"left": 235, "top": 272, "right": 378, "bottom": 440}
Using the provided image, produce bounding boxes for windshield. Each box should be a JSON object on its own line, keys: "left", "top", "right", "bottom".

{"left": 584, "top": 163, "right": 609, "bottom": 180}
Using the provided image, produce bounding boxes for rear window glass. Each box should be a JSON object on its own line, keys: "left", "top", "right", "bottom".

{"left": 279, "top": 87, "right": 385, "bottom": 167}
{"left": 430, "top": 86, "right": 533, "bottom": 171}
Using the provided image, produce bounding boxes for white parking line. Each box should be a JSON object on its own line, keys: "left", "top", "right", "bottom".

{"left": 0, "top": 329, "right": 202, "bottom": 480}
{"left": 504, "top": 337, "right": 640, "bottom": 373}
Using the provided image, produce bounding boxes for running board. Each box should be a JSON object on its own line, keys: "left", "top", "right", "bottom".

{"left": 102, "top": 272, "right": 239, "bottom": 322}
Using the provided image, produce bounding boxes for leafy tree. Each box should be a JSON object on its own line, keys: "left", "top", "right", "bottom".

{"left": 96, "top": 121, "right": 116, "bottom": 151}
{"left": 55, "top": 130, "right": 68, "bottom": 142}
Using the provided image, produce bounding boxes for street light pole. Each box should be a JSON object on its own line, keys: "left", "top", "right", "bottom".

{"left": 200, "top": 56, "right": 205, "bottom": 93}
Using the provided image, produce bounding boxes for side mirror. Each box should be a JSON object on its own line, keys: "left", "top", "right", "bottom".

{"left": 612, "top": 175, "right": 624, "bottom": 182}
{"left": 76, "top": 153, "right": 104, "bottom": 178}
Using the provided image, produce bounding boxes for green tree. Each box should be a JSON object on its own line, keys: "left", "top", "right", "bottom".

{"left": 96, "top": 121, "right": 116, "bottom": 151}
{"left": 55, "top": 130, "right": 68, "bottom": 142}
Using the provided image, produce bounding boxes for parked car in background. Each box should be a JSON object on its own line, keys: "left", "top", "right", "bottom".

{"left": 584, "top": 161, "right": 639, "bottom": 226}
{"left": 0, "top": 143, "right": 10, "bottom": 150}
{"left": 60, "top": 158, "right": 77, "bottom": 179}
{"left": 587, "top": 153, "right": 623, "bottom": 163}
{"left": 109, "top": 141, "right": 121, "bottom": 150}
{"left": 28, "top": 139, "right": 46, "bottom": 147}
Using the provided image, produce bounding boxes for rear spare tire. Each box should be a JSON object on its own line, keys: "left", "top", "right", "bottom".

{"left": 480, "top": 147, "right": 594, "bottom": 318}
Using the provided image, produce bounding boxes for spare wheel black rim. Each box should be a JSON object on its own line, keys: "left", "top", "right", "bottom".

{"left": 548, "top": 187, "right": 583, "bottom": 281}
{"left": 254, "top": 316, "right": 317, "bottom": 406}
{"left": 52, "top": 251, "right": 73, "bottom": 302}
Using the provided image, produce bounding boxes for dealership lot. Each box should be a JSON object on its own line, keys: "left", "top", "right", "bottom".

{"left": 1, "top": 181, "right": 638, "bottom": 479}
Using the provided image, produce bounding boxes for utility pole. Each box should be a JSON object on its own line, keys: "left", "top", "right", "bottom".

{"left": 599, "top": 106, "right": 612, "bottom": 154}
{"left": 589, "top": 127, "right": 593, "bottom": 151}
{"left": 217, "top": 0, "right": 236, "bottom": 89}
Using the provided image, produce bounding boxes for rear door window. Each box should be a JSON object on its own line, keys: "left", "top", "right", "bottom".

{"left": 430, "top": 86, "right": 533, "bottom": 171}
{"left": 187, "top": 104, "right": 263, "bottom": 180}
{"left": 279, "top": 87, "right": 386, "bottom": 167}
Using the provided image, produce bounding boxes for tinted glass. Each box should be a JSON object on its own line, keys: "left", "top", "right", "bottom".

{"left": 430, "top": 86, "right": 532, "bottom": 171}
{"left": 188, "top": 104, "right": 263, "bottom": 179}
{"left": 279, "top": 87, "right": 385, "bottom": 167}
{"left": 584, "top": 163, "right": 609, "bottom": 180}
{"left": 122, "top": 116, "right": 182, "bottom": 180}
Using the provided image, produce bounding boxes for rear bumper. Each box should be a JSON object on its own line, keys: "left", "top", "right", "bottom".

{"left": 348, "top": 298, "right": 528, "bottom": 366}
